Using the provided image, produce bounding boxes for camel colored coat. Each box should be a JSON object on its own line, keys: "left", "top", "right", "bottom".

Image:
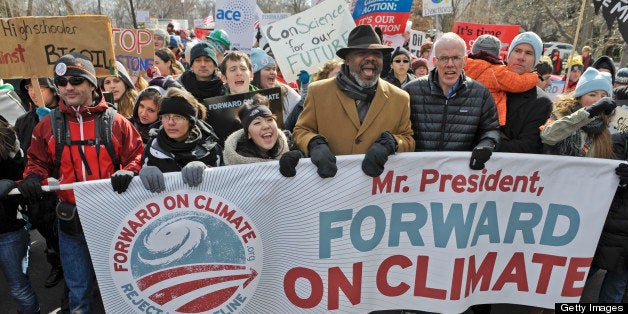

{"left": 293, "top": 77, "right": 415, "bottom": 156}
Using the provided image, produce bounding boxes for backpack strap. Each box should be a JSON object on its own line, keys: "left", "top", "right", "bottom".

{"left": 96, "top": 107, "right": 120, "bottom": 170}
{"left": 50, "top": 108, "right": 69, "bottom": 178}
{"left": 50, "top": 107, "right": 121, "bottom": 178}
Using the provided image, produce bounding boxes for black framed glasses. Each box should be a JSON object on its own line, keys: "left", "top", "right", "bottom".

{"left": 54, "top": 76, "right": 87, "bottom": 87}
{"left": 393, "top": 59, "right": 410, "bottom": 63}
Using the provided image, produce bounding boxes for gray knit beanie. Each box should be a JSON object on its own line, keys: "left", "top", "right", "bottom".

{"left": 471, "top": 34, "right": 501, "bottom": 57}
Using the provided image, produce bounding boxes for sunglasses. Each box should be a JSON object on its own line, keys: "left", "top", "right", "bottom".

{"left": 393, "top": 59, "right": 410, "bottom": 63}
{"left": 54, "top": 76, "right": 87, "bottom": 87}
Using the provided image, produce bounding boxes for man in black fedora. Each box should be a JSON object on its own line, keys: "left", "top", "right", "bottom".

{"left": 289, "top": 25, "right": 415, "bottom": 178}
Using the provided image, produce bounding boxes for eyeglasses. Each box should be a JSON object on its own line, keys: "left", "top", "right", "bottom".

{"left": 435, "top": 56, "right": 464, "bottom": 64}
{"left": 160, "top": 114, "right": 187, "bottom": 123}
{"left": 54, "top": 76, "right": 87, "bottom": 87}
{"left": 25, "top": 84, "right": 51, "bottom": 91}
{"left": 393, "top": 59, "right": 410, "bottom": 63}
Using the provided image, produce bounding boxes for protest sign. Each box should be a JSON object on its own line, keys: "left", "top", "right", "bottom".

{"left": 74, "top": 152, "right": 618, "bottom": 313}
{"left": 256, "top": 13, "right": 292, "bottom": 52}
{"left": 112, "top": 28, "right": 154, "bottom": 78}
{"left": 594, "top": 0, "right": 628, "bottom": 44}
{"left": 423, "top": 0, "right": 453, "bottom": 16}
{"left": 194, "top": 28, "right": 211, "bottom": 41}
{"left": 453, "top": 22, "right": 520, "bottom": 60}
{"left": 352, "top": 0, "right": 413, "bottom": 48}
{"left": 261, "top": 1, "right": 355, "bottom": 82}
{"left": 0, "top": 15, "right": 115, "bottom": 78}
{"left": 202, "top": 87, "right": 283, "bottom": 138}
{"left": 610, "top": 106, "right": 628, "bottom": 134}
{"left": 136, "top": 11, "right": 149, "bottom": 23}
{"left": 545, "top": 79, "right": 565, "bottom": 102}
{"left": 215, "top": 0, "right": 258, "bottom": 53}
{"left": 408, "top": 29, "right": 426, "bottom": 57}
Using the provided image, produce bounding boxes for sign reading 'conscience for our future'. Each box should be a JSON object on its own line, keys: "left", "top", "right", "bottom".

{"left": 261, "top": 0, "right": 355, "bottom": 82}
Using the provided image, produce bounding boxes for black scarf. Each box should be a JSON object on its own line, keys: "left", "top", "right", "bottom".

{"left": 554, "top": 115, "right": 606, "bottom": 157}
{"left": 335, "top": 64, "right": 378, "bottom": 124}
{"left": 180, "top": 71, "right": 225, "bottom": 102}
{"left": 236, "top": 136, "right": 282, "bottom": 159}
{"left": 156, "top": 125, "right": 204, "bottom": 165}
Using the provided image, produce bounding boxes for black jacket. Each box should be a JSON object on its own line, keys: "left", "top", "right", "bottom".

{"left": 142, "top": 120, "right": 222, "bottom": 172}
{"left": 592, "top": 132, "right": 628, "bottom": 273}
{"left": 497, "top": 87, "right": 552, "bottom": 153}
{"left": 403, "top": 69, "right": 500, "bottom": 151}
{"left": 0, "top": 152, "right": 26, "bottom": 234}
{"left": 14, "top": 110, "right": 39, "bottom": 153}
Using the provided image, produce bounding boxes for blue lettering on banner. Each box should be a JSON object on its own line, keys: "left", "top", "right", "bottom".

{"left": 318, "top": 201, "right": 581, "bottom": 259}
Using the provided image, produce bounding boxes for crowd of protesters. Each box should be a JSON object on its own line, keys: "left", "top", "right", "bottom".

{"left": 0, "top": 19, "right": 627, "bottom": 314}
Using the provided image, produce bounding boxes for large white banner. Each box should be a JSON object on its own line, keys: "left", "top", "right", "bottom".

{"left": 74, "top": 152, "right": 619, "bottom": 314}
{"left": 260, "top": 0, "right": 356, "bottom": 82}
{"left": 215, "top": 0, "right": 258, "bottom": 53}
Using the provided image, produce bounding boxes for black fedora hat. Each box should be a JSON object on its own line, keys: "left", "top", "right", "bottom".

{"left": 336, "top": 25, "right": 394, "bottom": 59}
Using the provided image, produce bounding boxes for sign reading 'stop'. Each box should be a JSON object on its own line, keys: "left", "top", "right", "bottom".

{"left": 0, "top": 15, "right": 115, "bottom": 79}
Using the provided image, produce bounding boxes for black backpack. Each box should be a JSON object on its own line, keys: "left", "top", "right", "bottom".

{"left": 49, "top": 107, "right": 120, "bottom": 178}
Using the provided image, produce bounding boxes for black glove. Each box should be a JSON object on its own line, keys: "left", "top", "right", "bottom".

{"left": 362, "top": 131, "right": 397, "bottom": 177}
{"left": 17, "top": 174, "right": 43, "bottom": 199}
{"left": 308, "top": 136, "right": 337, "bottom": 178}
{"left": 111, "top": 170, "right": 135, "bottom": 194}
{"left": 616, "top": 163, "right": 628, "bottom": 184}
{"left": 585, "top": 97, "right": 616, "bottom": 117}
{"left": 279, "top": 150, "right": 302, "bottom": 177}
{"left": 469, "top": 146, "right": 493, "bottom": 170}
{"left": 0, "top": 179, "right": 16, "bottom": 199}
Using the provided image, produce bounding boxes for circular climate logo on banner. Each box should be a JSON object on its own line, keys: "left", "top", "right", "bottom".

{"left": 110, "top": 191, "right": 262, "bottom": 313}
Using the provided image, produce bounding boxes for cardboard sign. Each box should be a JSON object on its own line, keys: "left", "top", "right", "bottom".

{"left": 453, "top": 22, "right": 520, "bottom": 61}
{"left": 261, "top": 1, "right": 355, "bottom": 82}
{"left": 202, "top": 87, "right": 283, "bottom": 141}
{"left": 112, "top": 28, "right": 154, "bottom": 78}
{"left": 0, "top": 15, "right": 115, "bottom": 78}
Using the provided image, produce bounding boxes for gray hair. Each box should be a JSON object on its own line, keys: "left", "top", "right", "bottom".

{"left": 433, "top": 32, "right": 467, "bottom": 56}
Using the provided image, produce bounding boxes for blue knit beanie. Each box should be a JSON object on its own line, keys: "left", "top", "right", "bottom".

{"left": 574, "top": 67, "right": 613, "bottom": 98}
{"left": 616, "top": 67, "right": 628, "bottom": 85}
{"left": 508, "top": 32, "right": 542, "bottom": 63}
{"left": 250, "top": 48, "right": 276, "bottom": 74}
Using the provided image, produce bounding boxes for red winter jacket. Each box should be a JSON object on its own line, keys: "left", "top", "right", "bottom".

{"left": 23, "top": 95, "right": 143, "bottom": 204}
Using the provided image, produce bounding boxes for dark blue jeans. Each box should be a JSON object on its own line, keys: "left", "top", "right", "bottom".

{"left": 59, "top": 224, "right": 95, "bottom": 313}
{"left": 0, "top": 228, "right": 39, "bottom": 313}
{"left": 589, "top": 266, "right": 628, "bottom": 303}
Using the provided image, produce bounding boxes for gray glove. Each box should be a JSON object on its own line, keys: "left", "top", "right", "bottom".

{"left": 182, "top": 161, "right": 206, "bottom": 187}
{"left": 139, "top": 166, "right": 165, "bottom": 193}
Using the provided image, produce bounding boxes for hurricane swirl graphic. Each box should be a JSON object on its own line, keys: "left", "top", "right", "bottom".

{"left": 139, "top": 216, "right": 208, "bottom": 266}
{"left": 131, "top": 211, "right": 245, "bottom": 278}
{"left": 111, "top": 201, "right": 262, "bottom": 314}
